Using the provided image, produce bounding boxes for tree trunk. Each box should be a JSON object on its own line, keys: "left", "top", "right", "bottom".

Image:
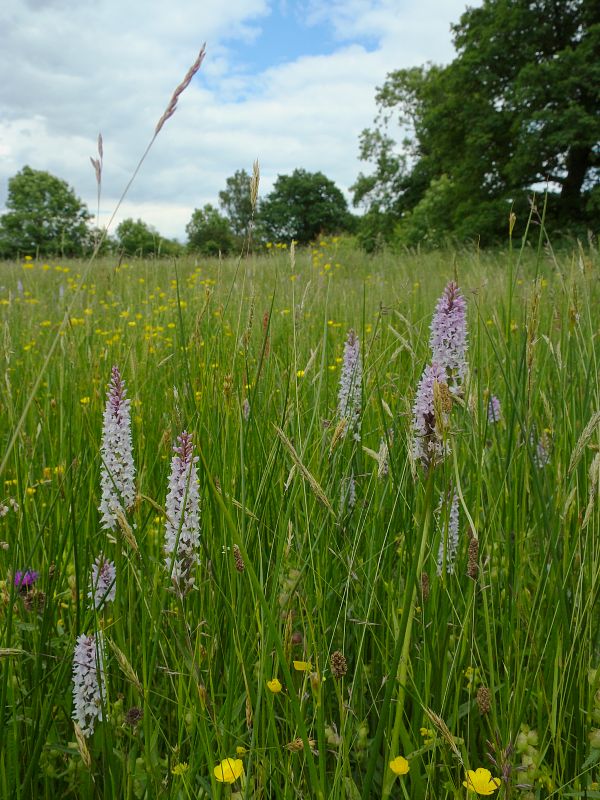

{"left": 560, "top": 145, "right": 591, "bottom": 216}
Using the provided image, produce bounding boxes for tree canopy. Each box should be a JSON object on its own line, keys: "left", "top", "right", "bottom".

{"left": 259, "top": 169, "right": 353, "bottom": 245}
{"left": 0, "top": 166, "right": 91, "bottom": 257}
{"left": 354, "top": 0, "right": 600, "bottom": 246}
{"left": 219, "top": 169, "right": 254, "bottom": 239}
{"left": 186, "top": 204, "right": 234, "bottom": 256}
{"left": 115, "top": 218, "right": 182, "bottom": 257}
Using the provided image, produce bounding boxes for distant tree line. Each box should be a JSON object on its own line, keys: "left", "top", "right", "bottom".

{"left": 0, "top": 165, "right": 356, "bottom": 259}
{"left": 1, "top": 0, "right": 597, "bottom": 257}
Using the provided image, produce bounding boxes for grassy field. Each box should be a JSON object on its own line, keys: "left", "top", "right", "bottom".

{"left": 0, "top": 236, "right": 599, "bottom": 799}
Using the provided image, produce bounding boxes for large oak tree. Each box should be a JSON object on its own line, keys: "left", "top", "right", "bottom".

{"left": 354, "top": 0, "right": 600, "bottom": 244}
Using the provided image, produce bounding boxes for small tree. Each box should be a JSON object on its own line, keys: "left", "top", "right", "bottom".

{"left": 186, "top": 205, "right": 234, "bottom": 256}
{"left": 219, "top": 170, "right": 254, "bottom": 238}
{"left": 259, "top": 169, "right": 352, "bottom": 245}
{"left": 0, "top": 166, "right": 91, "bottom": 257}
{"left": 116, "top": 218, "right": 161, "bottom": 256}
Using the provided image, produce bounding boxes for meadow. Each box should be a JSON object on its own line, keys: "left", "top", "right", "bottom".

{"left": 0, "top": 235, "right": 599, "bottom": 799}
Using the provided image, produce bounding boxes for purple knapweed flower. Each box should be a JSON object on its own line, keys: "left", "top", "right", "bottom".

{"left": 164, "top": 431, "right": 201, "bottom": 594}
{"left": 99, "top": 366, "right": 136, "bottom": 530}
{"left": 338, "top": 329, "right": 362, "bottom": 441}
{"left": 487, "top": 395, "right": 501, "bottom": 424}
{"left": 436, "top": 492, "right": 460, "bottom": 576}
{"left": 429, "top": 281, "right": 468, "bottom": 391}
{"left": 72, "top": 632, "right": 107, "bottom": 737}
{"left": 14, "top": 569, "right": 39, "bottom": 592}
{"left": 412, "top": 362, "right": 450, "bottom": 468}
{"left": 88, "top": 554, "right": 116, "bottom": 610}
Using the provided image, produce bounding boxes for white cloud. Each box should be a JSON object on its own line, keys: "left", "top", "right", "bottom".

{"left": 0, "top": 0, "right": 476, "bottom": 240}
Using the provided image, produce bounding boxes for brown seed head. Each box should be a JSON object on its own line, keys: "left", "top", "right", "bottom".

{"left": 233, "top": 544, "right": 245, "bottom": 573}
{"left": 330, "top": 650, "right": 348, "bottom": 679}
{"left": 23, "top": 589, "right": 45, "bottom": 613}
{"left": 467, "top": 536, "right": 479, "bottom": 580}
{"left": 477, "top": 686, "right": 491, "bottom": 715}
{"left": 124, "top": 706, "right": 144, "bottom": 727}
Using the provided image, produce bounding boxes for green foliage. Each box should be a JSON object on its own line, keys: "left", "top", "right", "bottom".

{"left": 186, "top": 203, "right": 234, "bottom": 256}
{"left": 218, "top": 169, "right": 254, "bottom": 238}
{"left": 115, "top": 218, "right": 182, "bottom": 257}
{"left": 357, "top": 0, "right": 600, "bottom": 245}
{"left": 393, "top": 175, "right": 457, "bottom": 248}
{"left": 259, "top": 168, "right": 353, "bottom": 244}
{"left": 0, "top": 166, "right": 91, "bottom": 257}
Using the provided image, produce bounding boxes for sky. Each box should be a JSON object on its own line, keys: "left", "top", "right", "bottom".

{"left": 0, "top": 0, "right": 477, "bottom": 241}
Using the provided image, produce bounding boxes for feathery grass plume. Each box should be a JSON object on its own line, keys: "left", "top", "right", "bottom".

{"left": 99, "top": 366, "right": 135, "bottom": 530}
{"left": 250, "top": 158, "right": 260, "bottom": 212}
{"left": 429, "top": 281, "right": 468, "bottom": 391}
{"left": 487, "top": 395, "right": 501, "bottom": 423}
{"left": 412, "top": 363, "right": 449, "bottom": 468}
{"left": 337, "top": 329, "right": 362, "bottom": 441}
{"left": 164, "top": 431, "right": 201, "bottom": 594}
{"left": 154, "top": 45, "right": 206, "bottom": 135}
{"left": 436, "top": 491, "right": 460, "bottom": 575}
{"left": 72, "top": 632, "right": 107, "bottom": 738}
{"left": 88, "top": 554, "right": 116, "bottom": 610}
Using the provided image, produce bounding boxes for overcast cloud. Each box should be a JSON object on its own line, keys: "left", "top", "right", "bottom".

{"left": 0, "top": 0, "right": 476, "bottom": 240}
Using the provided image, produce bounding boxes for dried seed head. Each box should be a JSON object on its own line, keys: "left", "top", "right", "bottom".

{"left": 124, "top": 706, "right": 144, "bottom": 727}
{"left": 155, "top": 45, "right": 206, "bottom": 135}
{"left": 467, "top": 536, "right": 479, "bottom": 580}
{"left": 233, "top": 544, "right": 245, "bottom": 573}
{"left": 223, "top": 373, "right": 233, "bottom": 402}
{"left": 420, "top": 572, "right": 430, "bottom": 601}
{"left": 477, "top": 686, "right": 491, "bottom": 715}
{"left": 285, "top": 737, "right": 317, "bottom": 753}
{"left": 250, "top": 159, "right": 260, "bottom": 211}
{"left": 246, "top": 694, "right": 253, "bottom": 729}
{"left": 330, "top": 650, "right": 348, "bottom": 679}
{"left": 23, "top": 589, "right": 45, "bottom": 613}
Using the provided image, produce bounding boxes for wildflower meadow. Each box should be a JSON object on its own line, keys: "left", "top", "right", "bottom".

{"left": 1, "top": 235, "right": 600, "bottom": 799}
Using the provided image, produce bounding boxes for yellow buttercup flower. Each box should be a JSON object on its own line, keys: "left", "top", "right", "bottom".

{"left": 267, "top": 678, "right": 282, "bottom": 693}
{"left": 463, "top": 768, "right": 501, "bottom": 795}
{"left": 293, "top": 660, "right": 312, "bottom": 672}
{"left": 214, "top": 757, "right": 244, "bottom": 783}
{"left": 389, "top": 755, "right": 409, "bottom": 776}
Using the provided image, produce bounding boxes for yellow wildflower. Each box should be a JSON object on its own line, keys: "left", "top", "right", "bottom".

{"left": 389, "top": 755, "right": 409, "bottom": 776}
{"left": 463, "top": 768, "right": 501, "bottom": 795}
{"left": 293, "top": 660, "right": 312, "bottom": 672}
{"left": 214, "top": 757, "right": 244, "bottom": 783}
{"left": 267, "top": 678, "right": 282, "bottom": 693}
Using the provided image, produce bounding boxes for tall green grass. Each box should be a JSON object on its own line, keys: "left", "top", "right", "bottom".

{"left": 0, "top": 237, "right": 599, "bottom": 799}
